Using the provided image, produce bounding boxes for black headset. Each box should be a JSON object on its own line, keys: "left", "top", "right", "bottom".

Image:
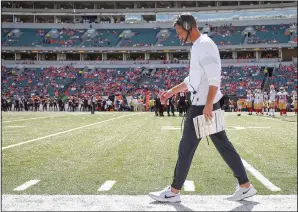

{"left": 174, "top": 15, "right": 193, "bottom": 32}
{"left": 174, "top": 14, "right": 193, "bottom": 43}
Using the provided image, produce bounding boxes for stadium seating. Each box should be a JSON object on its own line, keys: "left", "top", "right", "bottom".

{"left": 210, "top": 25, "right": 245, "bottom": 45}
{"left": 2, "top": 29, "right": 48, "bottom": 47}
{"left": 42, "top": 29, "right": 85, "bottom": 47}
{"left": 80, "top": 29, "right": 122, "bottom": 47}
{"left": 118, "top": 29, "right": 159, "bottom": 47}
{"left": 2, "top": 64, "right": 296, "bottom": 98}
{"left": 159, "top": 29, "right": 181, "bottom": 46}
{"left": 1, "top": 24, "right": 294, "bottom": 47}
{"left": 247, "top": 25, "right": 290, "bottom": 44}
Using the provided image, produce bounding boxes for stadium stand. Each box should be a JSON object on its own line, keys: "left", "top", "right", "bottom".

{"left": 2, "top": 64, "right": 297, "bottom": 98}
{"left": 1, "top": 24, "right": 295, "bottom": 47}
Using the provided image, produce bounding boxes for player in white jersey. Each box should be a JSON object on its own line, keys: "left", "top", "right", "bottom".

{"left": 254, "top": 89, "right": 262, "bottom": 115}
{"left": 178, "top": 92, "right": 186, "bottom": 116}
{"left": 259, "top": 90, "right": 264, "bottom": 115}
{"left": 277, "top": 87, "right": 288, "bottom": 119}
{"left": 291, "top": 90, "right": 297, "bottom": 115}
{"left": 236, "top": 99, "right": 241, "bottom": 116}
{"left": 263, "top": 91, "right": 269, "bottom": 115}
{"left": 246, "top": 90, "right": 253, "bottom": 115}
{"left": 269, "top": 85, "right": 276, "bottom": 117}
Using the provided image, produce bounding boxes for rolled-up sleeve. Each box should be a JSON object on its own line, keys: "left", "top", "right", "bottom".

{"left": 199, "top": 42, "right": 222, "bottom": 87}
{"left": 183, "top": 76, "right": 193, "bottom": 92}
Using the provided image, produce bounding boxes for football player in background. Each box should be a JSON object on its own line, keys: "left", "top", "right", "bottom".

{"left": 178, "top": 92, "right": 186, "bottom": 117}
{"left": 291, "top": 90, "right": 297, "bottom": 115}
{"left": 246, "top": 90, "right": 253, "bottom": 115}
{"left": 263, "top": 91, "right": 269, "bottom": 115}
{"left": 237, "top": 99, "right": 242, "bottom": 116}
{"left": 269, "top": 85, "right": 276, "bottom": 117}
{"left": 259, "top": 89, "right": 264, "bottom": 115}
{"left": 254, "top": 89, "right": 262, "bottom": 115}
{"left": 277, "top": 87, "right": 288, "bottom": 120}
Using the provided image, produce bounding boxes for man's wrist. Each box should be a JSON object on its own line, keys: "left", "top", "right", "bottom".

{"left": 167, "top": 89, "right": 175, "bottom": 96}
{"left": 168, "top": 88, "right": 176, "bottom": 95}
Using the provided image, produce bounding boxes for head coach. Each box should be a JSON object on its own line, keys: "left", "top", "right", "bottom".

{"left": 149, "top": 13, "right": 257, "bottom": 203}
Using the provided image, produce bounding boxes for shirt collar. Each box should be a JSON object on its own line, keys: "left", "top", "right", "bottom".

{"left": 192, "top": 34, "right": 204, "bottom": 46}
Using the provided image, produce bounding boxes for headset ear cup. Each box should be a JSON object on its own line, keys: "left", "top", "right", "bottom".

{"left": 183, "top": 22, "right": 190, "bottom": 31}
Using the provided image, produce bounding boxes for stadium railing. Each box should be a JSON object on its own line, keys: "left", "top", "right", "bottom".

{"left": 1, "top": 59, "right": 283, "bottom": 66}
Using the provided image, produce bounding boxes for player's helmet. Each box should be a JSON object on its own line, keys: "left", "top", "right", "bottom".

{"left": 264, "top": 92, "right": 267, "bottom": 95}
{"left": 280, "top": 87, "right": 285, "bottom": 92}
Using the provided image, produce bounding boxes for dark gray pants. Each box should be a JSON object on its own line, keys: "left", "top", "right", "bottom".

{"left": 171, "top": 102, "right": 249, "bottom": 190}
{"left": 91, "top": 102, "right": 96, "bottom": 114}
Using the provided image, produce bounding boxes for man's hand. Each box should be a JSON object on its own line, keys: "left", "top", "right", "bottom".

{"left": 203, "top": 103, "right": 213, "bottom": 121}
{"left": 160, "top": 90, "right": 174, "bottom": 104}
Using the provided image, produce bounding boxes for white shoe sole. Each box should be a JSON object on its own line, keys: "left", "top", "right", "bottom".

{"left": 148, "top": 193, "right": 181, "bottom": 203}
{"left": 227, "top": 187, "right": 257, "bottom": 201}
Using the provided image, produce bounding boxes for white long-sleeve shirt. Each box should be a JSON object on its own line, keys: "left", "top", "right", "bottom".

{"left": 183, "top": 34, "right": 223, "bottom": 106}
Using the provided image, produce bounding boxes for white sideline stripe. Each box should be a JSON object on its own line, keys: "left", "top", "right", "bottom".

{"left": 2, "top": 195, "right": 296, "bottom": 211}
{"left": 98, "top": 181, "right": 116, "bottom": 192}
{"left": 6, "top": 126, "right": 26, "bottom": 128}
{"left": 161, "top": 126, "right": 271, "bottom": 131}
{"left": 4, "top": 116, "right": 59, "bottom": 123}
{"left": 183, "top": 180, "right": 195, "bottom": 191}
{"left": 2, "top": 114, "right": 136, "bottom": 150}
{"left": 3, "top": 114, "right": 85, "bottom": 123}
{"left": 13, "top": 180, "right": 40, "bottom": 191}
{"left": 241, "top": 159, "right": 281, "bottom": 192}
{"left": 161, "top": 126, "right": 181, "bottom": 130}
{"left": 233, "top": 126, "right": 246, "bottom": 130}
{"left": 249, "top": 115, "right": 297, "bottom": 124}
{"left": 231, "top": 126, "right": 271, "bottom": 130}
{"left": 246, "top": 126, "right": 271, "bottom": 129}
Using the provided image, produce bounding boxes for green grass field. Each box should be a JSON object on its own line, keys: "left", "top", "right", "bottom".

{"left": 2, "top": 111, "right": 297, "bottom": 196}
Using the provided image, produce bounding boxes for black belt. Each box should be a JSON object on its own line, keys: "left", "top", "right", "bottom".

{"left": 190, "top": 101, "right": 221, "bottom": 111}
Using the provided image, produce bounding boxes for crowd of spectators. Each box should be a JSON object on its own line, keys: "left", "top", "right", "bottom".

{"left": 66, "top": 68, "right": 143, "bottom": 97}
{"left": 43, "top": 29, "right": 85, "bottom": 47}
{"left": 81, "top": 30, "right": 119, "bottom": 47}
{"left": 209, "top": 24, "right": 244, "bottom": 45}
{"left": 1, "top": 63, "right": 297, "bottom": 100}
{"left": 247, "top": 24, "right": 290, "bottom": 44}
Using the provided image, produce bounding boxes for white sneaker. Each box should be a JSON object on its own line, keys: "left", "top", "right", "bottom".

{"left": 227, "top": 184, "right": 257, "bottom": 201}
{"left": 149, "top": 186, "right": 181, "bottom": 203}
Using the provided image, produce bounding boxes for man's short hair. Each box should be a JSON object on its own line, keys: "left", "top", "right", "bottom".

{"left": 173, "top": 13, "right": 197, "bottom": 30}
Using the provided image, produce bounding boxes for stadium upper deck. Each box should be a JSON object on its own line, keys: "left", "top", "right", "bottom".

{"left": 1, "top": 1, "right": 297, "bottom": 65}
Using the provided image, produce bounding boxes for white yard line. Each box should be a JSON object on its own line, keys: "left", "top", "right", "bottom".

{"left": 161, "top": 126, "right": 271, "bottom": 131}
{"left": 161, "top": 126, "right": 181, "bottom": 130}
{"left": 2, "top": 114, "right": 85, "bottom": 123}
{"left": 2, "top": 195, "right": 296, "bottom": 211}
{"left": 13, "top": 180, "right": 40, "bottom": 191}
{"left": 3, "top": 116, "right": 59, "bottom": 123}
{"left": 2, "top": 114, "right": 137, "bottom": 150}
{"left": 98, "top": 181, "right": 116, "bottom": 192}
{"left": 183, "top": 180, "right": 195, "bottom": 191}
{"left": 247, "top": 115, "right": 297, "bottom": 124}
{"left": 241, "top": 159, "right": 281, "bottom": 192}
{"left": 6, "top": 126, "right": 27, "bottom": 128}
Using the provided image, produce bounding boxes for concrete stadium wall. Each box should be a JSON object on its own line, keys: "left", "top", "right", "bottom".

{"left": 2, "top": 18, "right": 297, "bottom": 29}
